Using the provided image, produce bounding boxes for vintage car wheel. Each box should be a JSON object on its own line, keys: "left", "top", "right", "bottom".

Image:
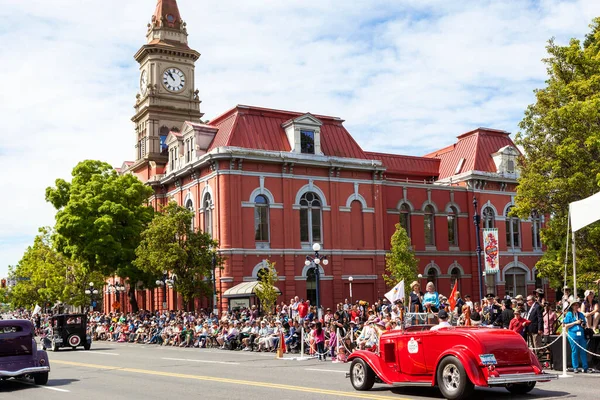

{"left": 34, "top": 372, "right": 49, "bottom": 385}
{"left": 68, "top": 334, "right": 81, "bottom": 348}
{"left": 506, "top": 382, "right": 536, "bottom": 394}
{"left": 52, "top": 341, "right": 60, "bottom": 352}
{"left": 437, "top": 356, "right": 474, "bottom": 400}
{"left": 350, "top": 359, "right": 375, "bottom": 391}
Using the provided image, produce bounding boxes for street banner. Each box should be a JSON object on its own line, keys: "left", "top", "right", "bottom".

{"left": 385, "top": 280, "right": 405, "bottom": 303}
{"left": 483, "top": 228, "right": 499, "bottom": 274}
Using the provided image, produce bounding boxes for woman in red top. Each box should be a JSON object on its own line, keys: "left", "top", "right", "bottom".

{"left": 312, "top": 322, "right": 326, "bottom": 361}
{"left": 508, "top": 309, "right": 530, "bottom": 340}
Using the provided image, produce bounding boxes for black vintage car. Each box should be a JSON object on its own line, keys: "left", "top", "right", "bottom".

{"left": 42, "top": 314, "right": 91, "bottom": 351}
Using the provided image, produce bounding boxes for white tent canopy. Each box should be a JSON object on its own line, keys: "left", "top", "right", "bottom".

{"left": 569, "top": 191, "right": 600, "bottom": 232}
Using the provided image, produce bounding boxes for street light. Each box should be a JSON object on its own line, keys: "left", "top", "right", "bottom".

{"left": 84, "top": 282, "right": 98, "bottom": 312}
{"left": 155, "top": 273, "right": 175, "bottom": 311}
{"left": 305, "top": 243, "right": 329, "bottom": 320}
{"left": 107, "top": 281, "right": 126, "bottom": 311}
{"left": 473, "top": 197, "right": 484, "bottom": 302}
{"left": 348, "top": 276, "right": 354, "bottom": 305}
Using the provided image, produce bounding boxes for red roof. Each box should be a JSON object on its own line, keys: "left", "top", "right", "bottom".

{"left": 152, "top": 0, "right": 183, "bottom": 30}
{"left": 365, "top": 152, "right": 439, "bottom": 177}
{"left": 424, "top": 128, "right": 517, "bottom": 179}
{"left": 207, "top": 105, "right": 367, "bottom": 159}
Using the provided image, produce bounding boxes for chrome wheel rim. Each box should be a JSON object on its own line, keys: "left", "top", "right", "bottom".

{"left": 442, "top": 364, "right": 461, "bottom": 392}
{"left": 353, "top": 363, "right": 365, "bottom": 386}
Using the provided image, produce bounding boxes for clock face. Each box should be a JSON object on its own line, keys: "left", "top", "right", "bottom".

{"left": 163, "top": 67, "right": 185, "bottom": 92}
{"left": 140, "top": 70, "right": 148, "bottom": 94}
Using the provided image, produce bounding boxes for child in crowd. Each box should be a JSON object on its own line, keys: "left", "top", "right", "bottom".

{"left": 508, "top": 309, "right": 529, "bottom": 338}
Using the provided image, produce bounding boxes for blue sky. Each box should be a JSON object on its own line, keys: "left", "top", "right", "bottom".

{"left": 1, "top": 0, "right": 599, "bottom": 277}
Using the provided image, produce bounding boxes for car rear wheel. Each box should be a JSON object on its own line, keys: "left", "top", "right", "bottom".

{"left": 34, "top": 372, "right": 48, "bottom": 385}
{"left": 506, "top": 382, "right": 536, "bottom": 394}
{"left": 437, "top": 356, "right": 474, "bottom": 400}
{"left": 350, "top": 359, "right": 375, "bottom": 391}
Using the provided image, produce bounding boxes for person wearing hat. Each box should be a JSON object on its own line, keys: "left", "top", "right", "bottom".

{"left": 408, "top": 281, "right": 423, "bottom": 313}
{"left": 583, "top": 290, "right": 600, "bottom": 334}
{"left": 482, "top": 294, "right": 502, "bottom": 326}
{"left": 563, "top": 299, "right": 590, "bottom": 373}
{"left": 431, "top": 310, "right": 452, "bottom": 331}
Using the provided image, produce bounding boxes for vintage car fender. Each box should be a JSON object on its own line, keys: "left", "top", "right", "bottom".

{"left": 32, "top": 338, "right": 51, "bottom": 369}
{"left": 433, "top": 345, "right": 488, "bottom": 387}
{"left": 347, "top": 350, "right": 403, "bottom": 384}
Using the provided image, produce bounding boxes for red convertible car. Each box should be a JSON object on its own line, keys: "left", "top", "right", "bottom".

{"left": 348, "top": 325, "right": 557, "bottom": 400}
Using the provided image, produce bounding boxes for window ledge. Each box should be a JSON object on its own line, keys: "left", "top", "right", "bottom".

{"left": 425, "top": 245, "right": 437, "bottom": 251}
{"left": 256, "top": 242, "right": 270, "bottom": 250}
{"left": 449, "top": 246, "right": 460, "bottom": 251}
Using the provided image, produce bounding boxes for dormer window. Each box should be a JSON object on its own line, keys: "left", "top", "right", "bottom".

{"left": 282, "top": 113, "right": 323, "bottom": 155}
{"left": 492, "top": 145, "right": 519, "bottom": 176}
{"left": 300, "top": 130, "right": 315, "bottom": 154}
{"left": 507, "top": 159, "right": 515, "bottom": 174}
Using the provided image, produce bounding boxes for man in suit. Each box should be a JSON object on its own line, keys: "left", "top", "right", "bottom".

{"left": 525, "top": 295, "right": 544, "bottom": 355}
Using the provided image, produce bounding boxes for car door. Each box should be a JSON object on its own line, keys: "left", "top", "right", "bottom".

{"left": 397, "top": 331, "right": 428, "bottom": 376}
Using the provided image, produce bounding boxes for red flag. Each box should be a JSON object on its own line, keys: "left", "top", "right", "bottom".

{"left": 448, "top": 281, "right": 458, "bottom": 311}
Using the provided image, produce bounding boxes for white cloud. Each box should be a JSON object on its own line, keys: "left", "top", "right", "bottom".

{"left": 1, "top": 0, "right": 599, "bottom": 276}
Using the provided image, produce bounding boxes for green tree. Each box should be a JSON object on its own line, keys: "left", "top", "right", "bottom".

{"left": 45, "top": 160, "right": 155, "bottom": 311}
{"left": 9, "top": 228, "right": 104, "bottom": 309}
{"left": 513, "top": 18, "right": 600, "bottom": 289}
{"left": 255, "top": 260, "right": 279, "bottom": 314}
{"left": 134, "top": 202, "right": 220, "bottom": 310}
{"left": 384, "top": 224, "right": 419, "bottom": 300}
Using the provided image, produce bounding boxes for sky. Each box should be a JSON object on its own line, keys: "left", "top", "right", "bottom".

{"left": 0, "top": 0, "right": 599, "bottom": 278}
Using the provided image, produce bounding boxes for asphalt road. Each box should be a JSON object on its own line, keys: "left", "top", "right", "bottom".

{"left": 0, "top": 340, "right": 596, "bottom": 400}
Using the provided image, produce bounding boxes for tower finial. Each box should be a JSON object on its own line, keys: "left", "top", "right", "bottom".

{"left": 152, "top": 0, "right": 183, "bottom": 29}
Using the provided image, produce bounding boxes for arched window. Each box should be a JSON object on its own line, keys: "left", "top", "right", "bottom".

{"left": 424, "top": 205, "right": 435, "bottom": 246}
{"left": 203, "top": 193, "right": 213, "bottom": 238}
{"left": 306, "top": 267, "right": 317, "bottom": 305}
{"left": 300, "top": 192, "right": 322, "bottom": 244}
{"left": 482, "top": 207, "right": 495, "bottom": 229}
{"left": 185, "top": 198, "right": 194, "bottom": 231}
{"left": 531, "top": 211, "right": 542, "bottom": 250}
{"left": 350, "top": 200, "right": 364, "bottom": 248}
{"left": 447, "top": 206, "right": 458, "bottom": 246}
{"left": 505, "top": 267, "right": 526, "bottom": 297}
{"left": 399, "top": 203, "right": 411, "bottom": 237}
{"left": 427, "top": 267, "right": 438, "bottom": 289}
{"left": 505, "top": 206, "right": 520, "bottom": 248}
{"left": 254, "top": 195, "right": 269, "bottom": 242}
{"left": 450, "top": 267, "right": 461, "bottom": 291}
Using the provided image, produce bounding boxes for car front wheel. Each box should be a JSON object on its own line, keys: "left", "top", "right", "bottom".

{"left": 350, "top": 359, "right": 375, "bottom": 391}
{"left": 436, "top": 356, "right": 474, "bottom": 400}
{"left": 506, "top": 382, "right": 536, "bottom": 394}
{"left": 52, "top": 341, "right": 59, "bottom": 352}
{"left": 34, "top": 372, "right": 48, "bottom": 385}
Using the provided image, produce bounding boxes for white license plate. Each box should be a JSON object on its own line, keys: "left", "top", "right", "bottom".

{"left": 480, "top": 354, "right": 497, "bottom": 365}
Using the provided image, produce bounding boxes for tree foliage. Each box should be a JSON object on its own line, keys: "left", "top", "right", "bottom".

{"left": 513, "top": 18, "right": 600, "bottom": 290}
{"left": 384, "top": 223, "right": 419, "bottom": 299}
{"left": 9, "top": 228, "right": 104, "bottom": 309}
{"left": 134, "top": 202, "right": 220, "bottom": 308}
{"left": 255, "top": 260, "right": 279, "bottom": 314}
{"left": 45, "top": 160, "right": 155, "bottom": 311}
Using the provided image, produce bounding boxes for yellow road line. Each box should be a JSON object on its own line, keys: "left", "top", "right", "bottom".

{"left": 52, "top": 360, "right": 409, "bottom": 400}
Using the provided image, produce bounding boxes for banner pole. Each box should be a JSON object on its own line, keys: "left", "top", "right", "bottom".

{"left": 560, "top": 326, "right": 570, "bottom": 378}
{"left": 572, "top": 228, "right": 577, "bottom": 298}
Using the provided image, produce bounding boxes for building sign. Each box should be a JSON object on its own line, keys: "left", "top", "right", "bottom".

{"left": 229, "top": 298, "right": 250, "bottom": 309}
{"left": 483, "top": 228, "right": 499, "bottom": 274}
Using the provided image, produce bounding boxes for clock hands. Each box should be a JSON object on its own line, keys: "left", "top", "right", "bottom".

{"left": 167, "top": 70, "right": 175, "bottom": 81}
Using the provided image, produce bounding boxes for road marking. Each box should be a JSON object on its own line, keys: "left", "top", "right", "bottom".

{"left": 18, "top": 381, "right": 71, "bottom": 392}
{"left": 89, "top": 352, "right": 120, "bottom": 356}
{"left": 52, "top": 360, "right": 408, "bottom": 400}
{"left": 162, "top": 357, "right": 240, "bottom": 365}
{"left": 305, "top": 368, "right": 348, "bottom": 374}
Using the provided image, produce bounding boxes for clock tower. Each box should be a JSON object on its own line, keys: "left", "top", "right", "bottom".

{"left": 130, "top": 0, "right": 203, "bottom": 176}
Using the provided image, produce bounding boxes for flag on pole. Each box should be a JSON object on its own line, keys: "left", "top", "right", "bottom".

{"left": 32, "top": 304, "right": 41, "bottom": 316}
{"left": 448, "top": 281, "right": 457, "bottom": 311}
{"left": 385, "top": 280, "right": 405, "bottom": 303}
{"left": 570, "top": 191, "right": 600, "bottom": 232}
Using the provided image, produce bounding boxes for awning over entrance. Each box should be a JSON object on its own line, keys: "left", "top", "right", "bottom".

{"left": 222, "top": 281, "right": 282, "bottom": 299}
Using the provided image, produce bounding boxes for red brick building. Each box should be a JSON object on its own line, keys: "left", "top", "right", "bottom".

{"left": 105, "top": 0, "right": 546, "bottom": 313}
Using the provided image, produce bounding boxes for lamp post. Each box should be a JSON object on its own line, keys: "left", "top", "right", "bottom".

{"left": 473, "top": 197, "right": 484, "bottom": 302}
{"left": 107, "top": 281, "right": 126, "bottom": 312}
{"left": 212, "top": 252, "right": 218, "bottom": 317}
{"left": 348, "top": 276, "right": 354, "bottom": 305}
{"left": 305, "top": 243, "right": 329, "bottom": 320}
{"left": 84, "top": 282, "right": 98, "bottom": 312}
{"left": 155, "top": 273, "right": 175, "bottom": 312}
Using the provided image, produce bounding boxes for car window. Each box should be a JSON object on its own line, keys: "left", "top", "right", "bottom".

{"left": 66, "top": 317, "right": 82, "bottom": 325}
{"left": 0, "top": 325, "right": 22, "bottom": 334}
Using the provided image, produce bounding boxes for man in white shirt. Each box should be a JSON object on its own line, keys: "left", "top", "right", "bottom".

{"left": 431, "top": 310, "right": 452, "bottom": 331}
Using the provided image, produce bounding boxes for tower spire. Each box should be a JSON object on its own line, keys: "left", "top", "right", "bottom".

{"left": 152, "top": 0, "right": 183, "bottom": 30}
